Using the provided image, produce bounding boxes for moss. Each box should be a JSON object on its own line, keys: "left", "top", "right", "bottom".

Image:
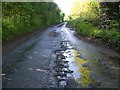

{"left": 72, "top": 50, "right": 93, "bottom": 87}
{"left": 72, "top": 50, "right": 88, "bottom": 65}
{"left": 77, "top": 67, "right": 93, "bottom": 87}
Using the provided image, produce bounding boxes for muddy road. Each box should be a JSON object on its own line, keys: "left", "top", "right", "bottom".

{"left": 2, "top": 22, "right": 120, "bottom": 88}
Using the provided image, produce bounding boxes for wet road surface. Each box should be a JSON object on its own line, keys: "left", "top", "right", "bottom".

{"left": 2, "top": 22, "right": 120, "bottom": 88}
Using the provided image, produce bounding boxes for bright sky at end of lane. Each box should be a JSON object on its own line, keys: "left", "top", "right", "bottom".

{"left": 54, "top": 0, "right": 74, "bottom": 16}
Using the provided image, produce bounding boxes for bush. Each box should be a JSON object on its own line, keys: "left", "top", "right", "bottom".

{"left": 69, "top": 20, "right": 120, "bottom": 49}
{"left": 2, "top": 2, "right": 64, "bottom": 42}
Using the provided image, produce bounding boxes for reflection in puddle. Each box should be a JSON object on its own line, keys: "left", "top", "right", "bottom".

{"left": 63, "top": 49, "right": 93, "bottom": 87}
{"left": 54, "top": 40, "right": 93, "bottom": 88}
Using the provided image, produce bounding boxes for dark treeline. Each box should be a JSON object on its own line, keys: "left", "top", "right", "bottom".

{"left": 2, "top": 2, "right": 64, "bottom": 42}
{"left": 68, "top": 1, "right": 120, "bottom": 51}
{"left": 99, "top": 2, "right": 120, "bottom": 29}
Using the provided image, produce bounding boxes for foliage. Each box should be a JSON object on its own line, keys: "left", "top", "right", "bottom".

{"left": 68, "top": 1, "right": 120, "bottom": 50}
{"left": 2, "top": 2, "right": 64, "bottom": 42}
{"left": 70, "top": 1, "right": 100, "bottom": 20}
{"left": 69, "top": 20, "right": 120, "bottom": 50}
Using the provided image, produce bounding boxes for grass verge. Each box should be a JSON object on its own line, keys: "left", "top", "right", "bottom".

{"left": 68, "top": 20, "right": 120, "bottom": 51}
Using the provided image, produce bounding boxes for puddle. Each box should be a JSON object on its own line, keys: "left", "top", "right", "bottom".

{"left": 64, "top": 49, "right": 93, "bottom": 87}
{"left": 54, "top": 40, "right": 93, "bottom": 88}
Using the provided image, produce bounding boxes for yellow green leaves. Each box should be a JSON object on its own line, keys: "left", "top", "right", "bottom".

{"left": 70, "top": 0, "right": 100, "bottom": 20}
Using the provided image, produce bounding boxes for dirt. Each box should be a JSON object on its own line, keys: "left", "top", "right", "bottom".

{"left": 73, "top": 29, "right": 120, "bottom": 68}
{"left": 3, "top": 28, "right": 43, "bottom": 57}
{"left": 75, "top": 30, "right": 120, "bottom": 52}
{"left": 2, "top": 24, "right": 58, "bottom": 57}
{"left": 49, "top": 31, "right": 59, "bottom": 37}
{"left": 2, "top": 22, "right": 120, "bottom": 88}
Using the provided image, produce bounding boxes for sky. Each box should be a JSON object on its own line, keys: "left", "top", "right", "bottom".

{"left": 54, "top": 0, "right": 74, "bottom": 16}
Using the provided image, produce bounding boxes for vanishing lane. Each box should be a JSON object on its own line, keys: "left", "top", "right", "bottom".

{"left": 3, "top": 22, "right": 119, "bottom": 88}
